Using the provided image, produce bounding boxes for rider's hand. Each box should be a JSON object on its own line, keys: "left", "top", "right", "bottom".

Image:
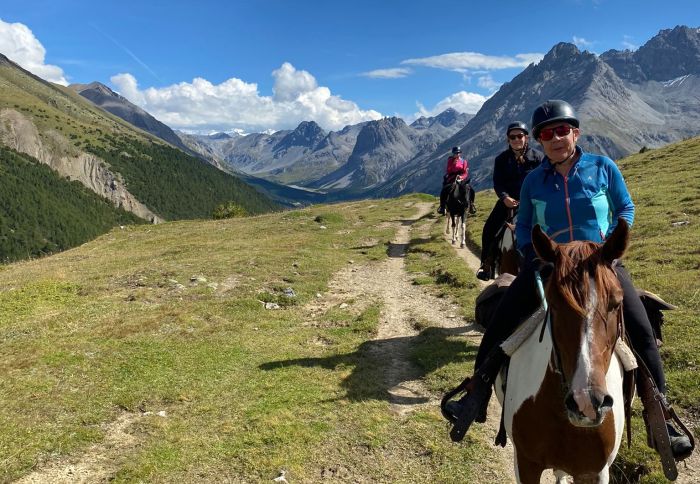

{"left": 503, "top": 197, "right": 519, "bottom": 209}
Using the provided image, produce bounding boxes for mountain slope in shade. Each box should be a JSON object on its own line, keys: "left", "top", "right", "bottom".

{"left": 70, "top": 82, "right": 194, "bottom": 155}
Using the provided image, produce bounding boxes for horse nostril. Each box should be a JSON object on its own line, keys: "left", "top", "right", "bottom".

{"left": 565, "top": 393, "right": 579, "bottom": 414}
{"left": 591, "top": 393, "right": 614, "bottom": 413}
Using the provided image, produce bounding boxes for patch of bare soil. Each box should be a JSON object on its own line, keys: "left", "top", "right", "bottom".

{"left": 14, "top": 413, "right": 142, "bottom": 484}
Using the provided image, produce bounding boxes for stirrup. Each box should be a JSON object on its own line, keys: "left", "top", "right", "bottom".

{"left": 663, "top": 402, "right": 696, "bottom": 461}
{"left": 441, "top": 376, "right": 492, "bottom": 442}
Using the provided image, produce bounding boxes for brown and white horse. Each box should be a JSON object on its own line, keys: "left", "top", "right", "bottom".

{"left": 496, "top": 220, "right": 629, "bottom": 483}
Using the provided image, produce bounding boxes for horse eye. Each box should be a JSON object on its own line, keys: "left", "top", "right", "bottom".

{"left": 608, "top": 295, "right": 622, "bottom": 311}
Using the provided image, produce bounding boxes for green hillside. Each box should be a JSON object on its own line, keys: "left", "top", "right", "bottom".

{"left": 0, "top": 55, "right": 278, "bottom": 221}
{"left": 0, "top": 145, "right": 143, "bottom": 262}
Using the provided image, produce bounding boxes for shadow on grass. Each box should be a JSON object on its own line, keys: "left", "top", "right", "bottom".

{"left": 259, "top": 325, "right": 480, "bottom": 405}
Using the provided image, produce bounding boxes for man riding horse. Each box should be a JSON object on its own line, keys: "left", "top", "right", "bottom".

{"left": 443, "top": 100, "right": 694, "bottom": 463}
{"left": 476, "top": 122, "right": 542, "bottom": 280}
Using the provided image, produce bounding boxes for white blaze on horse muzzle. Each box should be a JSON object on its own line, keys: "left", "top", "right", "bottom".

{"left": 563, "top": 277, "right": 614, "bottom": 427}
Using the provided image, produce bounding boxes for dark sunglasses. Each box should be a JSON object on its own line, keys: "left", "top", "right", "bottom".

{"left": 508, "top": 133, "right": 525, "bottom": 140}
{"left": 538, "top": 125, "right": 572, "bottom": 141}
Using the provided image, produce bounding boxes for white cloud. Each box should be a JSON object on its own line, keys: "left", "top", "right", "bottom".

{"left": 622, "top": 35, "right": 638, "bottom": 51}
{"left": 477, "top": 75, "right": 501, "bottom": 92}
{"left": 111, "top": 62, "right": 382, "bottom": 132}
{"left": 402, "top": 51, "right": 543, "bottom": 71}
{"left": 573, "top": 36, "right": 594, "bottom": 49}
{"left": 362, "top": 67, "right": 412, "bottom": 79}
{"left": 413, "top": 90, "right": 489, "bottom": 119}
{"left": 0, "top": 18, "right": 68, "bottom": 85}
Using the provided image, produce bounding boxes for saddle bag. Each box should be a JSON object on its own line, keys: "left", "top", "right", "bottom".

{"left": 474, "top": 273, "right": 516, "bottom": 329}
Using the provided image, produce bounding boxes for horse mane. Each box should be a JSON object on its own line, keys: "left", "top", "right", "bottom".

{"left": 549, "top": 241, "right": 618, "bottom": 317}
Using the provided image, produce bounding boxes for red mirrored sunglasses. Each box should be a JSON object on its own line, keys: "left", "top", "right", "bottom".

{"left": 538, "top": 125, "right": 572, "bottom": 141}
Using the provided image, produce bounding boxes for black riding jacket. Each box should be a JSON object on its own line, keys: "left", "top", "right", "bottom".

{"left": 493, "top": 146, "right": 543, "bottom": 201}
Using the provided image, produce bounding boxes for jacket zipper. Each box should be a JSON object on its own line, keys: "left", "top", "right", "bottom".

{"left": 562, "top": 173, "right": 574, "bottom": 242}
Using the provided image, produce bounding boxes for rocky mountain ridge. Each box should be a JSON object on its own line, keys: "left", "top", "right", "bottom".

{"left": 373, "top": 25, "right": 700, "bottom": 198}
{"left": 181, "top": 108, "right": 472, "bottom": 188}
{"left": 69, "top": 82, "right": 194, "bottom": 155}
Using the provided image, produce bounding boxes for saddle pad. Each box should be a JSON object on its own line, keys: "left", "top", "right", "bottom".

{"left": 500, "top": 306, "right": 547, "bottom": 357}
{"left": 500, "top": 307, "right": 639, "bottom": 372}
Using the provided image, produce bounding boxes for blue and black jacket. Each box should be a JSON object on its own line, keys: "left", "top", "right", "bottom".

{"left": 516, "top": 146, "right": 635, "bottom": 259}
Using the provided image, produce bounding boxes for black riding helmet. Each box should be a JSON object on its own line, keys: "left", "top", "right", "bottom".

{"left": 531, "top": 100, "right": 579, "bottom": 139}
{"left": 506, "top": 121, "right": 528, "bottom": 135}
{"left": 452, "top": 146, "right": 462, "bottom": 154}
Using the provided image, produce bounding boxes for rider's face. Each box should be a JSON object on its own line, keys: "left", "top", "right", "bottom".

{"left": 537, "top": 123, "right": 579, "bottom": 163}
{"left": 507, "top": 130, "right": 527, "bottom": 150}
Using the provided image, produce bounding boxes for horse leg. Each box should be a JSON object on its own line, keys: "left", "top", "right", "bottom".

{"left": 570, "top": 468, "right": 609, "bottom": 484}
{"left": 514, "top": 452, "right": 545, "bottom": 484}
{"left": 451, "top": 215, "right": 458, "bottom": 244}
{"left": 460, "top": 215, "right": 466, "bottom": 248}
{"left": 445, "top": 211, "right": 451, "bottom": 235}
{"left": 553, "top": 470, "right": 572, "bottom": 483}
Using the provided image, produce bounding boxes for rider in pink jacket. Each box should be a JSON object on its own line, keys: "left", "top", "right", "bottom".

{"left": 438, "top": 146, "right": 475, "bottom": 215}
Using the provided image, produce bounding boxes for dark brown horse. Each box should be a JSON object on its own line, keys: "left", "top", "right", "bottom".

{"left": 495, "top": 220, "right": 629, "bottom": 483}
{"left": 485, "top": 208, "right": 520, "bottom": 279}
{"left": 444, "top": 178, "right": 470, "bottom": 248}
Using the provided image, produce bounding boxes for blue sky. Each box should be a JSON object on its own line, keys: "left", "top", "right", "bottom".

{"left": 1, "top": 0, "right": 698, "bottom": 133}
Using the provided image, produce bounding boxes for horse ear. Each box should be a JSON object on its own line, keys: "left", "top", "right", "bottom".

{"left": 532, "top": 224, "right": 557, "bottom": 263}
{"left": 601, "top": 218, "right": 629, "bottom": 263}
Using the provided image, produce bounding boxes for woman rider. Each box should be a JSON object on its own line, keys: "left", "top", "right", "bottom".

{"left": 476, "top": 121, "right": 542, "bottom": 280}
{"left": 445, "top": 100, "right": 693, "bottom": 459}
{"left": 437, "top": 146, "right": 476, "bottom": 215}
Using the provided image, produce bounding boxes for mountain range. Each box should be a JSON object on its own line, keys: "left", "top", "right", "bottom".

{"left": 179, "top": 26, "right": 700, "bottom": 200}
{"left": 62, "top": 25, "right": 700, "bottom": 204}
{"left": 178, "top": 108, "right": 472, "bottom": 191}
{"left": 375, "top": 25, "right": 700, "bottom": 197}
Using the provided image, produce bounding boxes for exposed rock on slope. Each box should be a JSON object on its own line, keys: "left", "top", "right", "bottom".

{"left": 0, "top": 108, "right": 161, "bottom": 222}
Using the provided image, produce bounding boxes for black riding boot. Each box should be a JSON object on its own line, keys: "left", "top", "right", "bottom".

{"left": 438, "top": 186, "right": 448, "bottom": 214}
{"left": 661, "top": 395, "right": 695, "bottom": 460}
{"left": 476, "top": 264, "right": 492, "bottom": 281}
{"left": 442, "top": 346, "right": 506, "bottom": 442}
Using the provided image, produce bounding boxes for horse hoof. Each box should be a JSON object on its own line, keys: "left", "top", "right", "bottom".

{"left": 461, "top": 243, "right": 466, "bottom": 248}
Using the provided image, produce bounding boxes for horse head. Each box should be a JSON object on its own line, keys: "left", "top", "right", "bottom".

{"left": 448, "top": 178, "right": 467, "bottom": 205}
{"left": 532, "top": 219, "right": 629, "bottom": 427}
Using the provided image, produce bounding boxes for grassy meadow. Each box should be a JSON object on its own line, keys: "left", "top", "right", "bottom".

{"left": 0, "top": 136, "right": 698, "bottom": 483}
{"left": 0, "top": 195, "right": 495, "bottom": 482}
